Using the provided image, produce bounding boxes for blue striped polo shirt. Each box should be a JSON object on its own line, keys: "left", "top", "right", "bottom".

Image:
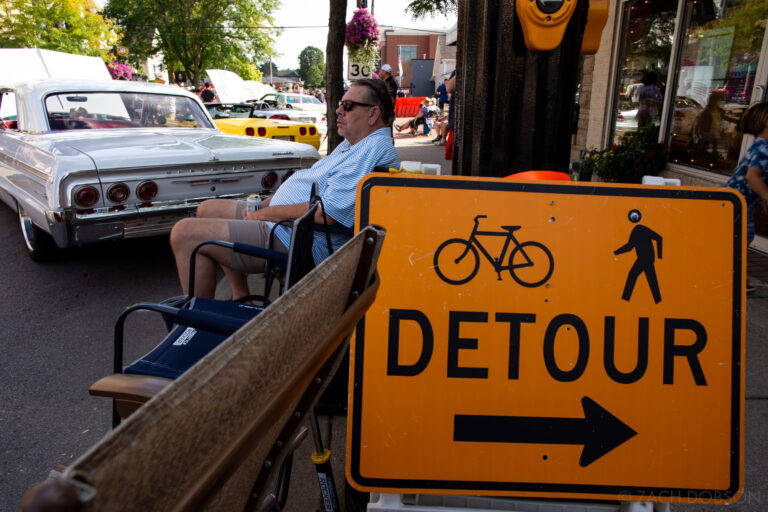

{"left": 268, "top": 127, "right": 399, "bottom": 263}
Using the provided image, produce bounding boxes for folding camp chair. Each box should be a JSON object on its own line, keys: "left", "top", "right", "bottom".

{"left": 90, "top": 201, "right": 320, "bottom": 426}
{"left": 22, "top": 225, "right": 385, "bottom": 512}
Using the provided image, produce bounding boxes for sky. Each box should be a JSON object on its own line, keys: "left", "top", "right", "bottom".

{"left": 270, "top": 0, "right": 456, "bottom": 71}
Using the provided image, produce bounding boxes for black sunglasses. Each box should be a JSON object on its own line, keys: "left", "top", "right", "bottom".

{"left": 338, "top": 99, "right": 378, "bottom": 111}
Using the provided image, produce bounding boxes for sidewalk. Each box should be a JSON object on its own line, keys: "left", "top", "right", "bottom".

{"left": 392, "top": 117, "right": 449, "bottom": 170}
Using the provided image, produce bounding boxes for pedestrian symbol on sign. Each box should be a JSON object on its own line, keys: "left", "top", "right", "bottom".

{"left": 614, "top": 209, "right": 663, "bottom": 304}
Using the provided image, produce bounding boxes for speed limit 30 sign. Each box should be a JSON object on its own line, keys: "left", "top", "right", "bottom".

{"left": 348, "top": 59, "right": 373, "bottom": 81}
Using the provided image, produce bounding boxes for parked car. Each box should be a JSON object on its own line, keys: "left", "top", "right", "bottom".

{"left": 615, "top": 107, "right": 638, "bottom": 137}
{"left": 274, "top": 92, "right": 327, "bottom": 113}
{"left": 0, "top": 79, "right": 320, "bottom": 261}
{"left": 256, "top": 95, "right": 327, "bottom": 137}
{"left": 206, "top": 102, "right": 320, "bottom": 149}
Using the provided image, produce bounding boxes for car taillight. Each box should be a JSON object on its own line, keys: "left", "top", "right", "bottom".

{"left": 75, "top": 186, "right": 99, "bottom": 207}
{"left": 270, "top": 114, "right": 290, "bottom": 121}
{"left": 107, "top": 183, "right": 130, "bottom": 203}
{"left": 257, "top": 127, "right": 267, "bottom": 137}
{"left": 309, "top": 127, "right": 317, "bottom": 135}
{"left": 137, "top": 181, "right": 158, "bottom": 201}
{"left": 262, "top": 172, "right": 278, "bottom": 189}
{"left": 321, "top": 116, "right": 326, "bottom": 122}
{"left": 617, "top": 113, "right": 624, "bottom": 120}
{"left": 299, "top": 127, "right": 307, "bottom": 136}
{"left": 282, "top": 170, "right": 294, "bottom": 183}
{"left": 245, "top": 127, "right": 255, "bottom": 136}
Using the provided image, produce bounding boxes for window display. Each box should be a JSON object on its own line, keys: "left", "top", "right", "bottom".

{"left": 667, "top": 0, "right": 766, "bottom": 174}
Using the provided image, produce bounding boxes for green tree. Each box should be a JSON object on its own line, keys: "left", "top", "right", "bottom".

{"left": 405, "top": 0, "right": 457, "bottom": 18}
{"left": 104, "top": 0, "right": 280, "bottom": 86}
{"left": 298, "top": 45, "right": 324, "bottom": 82}
{"left": 230, "top": 57, "right": 263, "bottom": 81}
{"left": 259, "top": 61, "right": 279, "bottom": 76}
{"left": 0, "top": 0, "right": 119, "bottom": 59}
{"left": 305, "top": 63, "right": 325, "bottom": 88}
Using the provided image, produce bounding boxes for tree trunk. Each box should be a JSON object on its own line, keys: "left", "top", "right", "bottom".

{"left": 326, "top": 0, "right": 347, "bottom": 153}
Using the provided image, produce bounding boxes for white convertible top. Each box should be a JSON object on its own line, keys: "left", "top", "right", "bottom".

{"left": 0, "top": 48, "right": 111, "bottom": 84}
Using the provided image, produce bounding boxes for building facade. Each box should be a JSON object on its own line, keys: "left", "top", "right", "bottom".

{"left": 575, "top": 0, "right": 768, "bottom": 249}
{"left": 379, "top": 28, "right": 456, "bottom": 94}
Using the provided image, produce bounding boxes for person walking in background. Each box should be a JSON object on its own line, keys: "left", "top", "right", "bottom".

{"left": 436, "top": 78, "right": 450, "bottom": 112}
{"left": 636, "top": 71, "right": 662, "bottom": 128}
{"left": 379, "top": 64, "right": 397, "bottom": 133}
{"left": 727, "top": 102, "right": 768, "bottom": 247}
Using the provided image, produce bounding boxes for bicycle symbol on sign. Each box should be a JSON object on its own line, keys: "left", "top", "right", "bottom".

{"left": 433, "top": 215, "right": 554, "bottom": 287}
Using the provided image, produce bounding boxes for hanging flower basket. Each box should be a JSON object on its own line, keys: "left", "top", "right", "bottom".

{"left": 345, "top": 8, "right": 380, "bottom": 69}
{"left": 107, "top": 61, "right": 133, "bottom": 81}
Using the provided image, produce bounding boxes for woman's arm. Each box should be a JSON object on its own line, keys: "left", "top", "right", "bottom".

{"left": 746, "top": 166, "right": 768, "bottom": 202}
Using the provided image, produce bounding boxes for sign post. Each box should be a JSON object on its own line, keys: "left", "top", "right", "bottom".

{"left": 348, "top": 174, "right": 745, "bottom": 504}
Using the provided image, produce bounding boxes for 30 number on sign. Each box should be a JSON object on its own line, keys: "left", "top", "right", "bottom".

{"left": 348, "top": 60, "right": 373, "bottom": 81}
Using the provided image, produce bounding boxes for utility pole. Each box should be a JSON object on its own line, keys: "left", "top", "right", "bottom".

{"left": 454, "top": 0, "right": 591, "bottom": 177}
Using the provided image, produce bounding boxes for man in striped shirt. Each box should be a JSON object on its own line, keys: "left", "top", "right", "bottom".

{"left": 170, "top": 78, "right": 400, "bottom": 299}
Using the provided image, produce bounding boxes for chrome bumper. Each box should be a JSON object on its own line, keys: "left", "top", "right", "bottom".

{"left": 54, "top": 193, "right": 251, "bottom": 246}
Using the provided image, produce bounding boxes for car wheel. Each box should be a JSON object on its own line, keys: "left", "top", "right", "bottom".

{"left": 18, "top": 205, "right": 60, "bottom": 262}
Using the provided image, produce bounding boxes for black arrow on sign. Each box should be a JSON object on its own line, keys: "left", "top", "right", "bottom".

{"left": 453, "top": 396, "right": 637, "bottom": 467}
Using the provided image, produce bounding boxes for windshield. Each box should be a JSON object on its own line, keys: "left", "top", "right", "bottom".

{"left": 302, "top": 95, "right": 322, "bottom": 104}
{"left": 206, "top": 103, "right": 253, "bottom": 119}
{"left": 44, "top": 92, "right": 213, "bottom": 131}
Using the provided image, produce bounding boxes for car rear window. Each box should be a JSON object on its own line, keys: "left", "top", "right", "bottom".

{"left": 45, "top": 92, "right": 213, "bottom": 131}
{"left": 0, "top": 91, "right": 17, "bottom": 129}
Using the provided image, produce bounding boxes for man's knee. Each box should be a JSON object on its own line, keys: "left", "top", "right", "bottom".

{"left": 197, "top": 198, "right": 236, "bottom": 219}
{"left": 170, "top": 217, "right": 200, "bottom": 252}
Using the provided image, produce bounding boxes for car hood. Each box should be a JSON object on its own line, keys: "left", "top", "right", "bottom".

{"left": 34, "top": 128, "right": 317, "bottom": 171}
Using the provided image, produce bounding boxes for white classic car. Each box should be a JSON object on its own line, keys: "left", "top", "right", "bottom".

{"left": 0, "top": 79, "right": 320, "bottom": 260}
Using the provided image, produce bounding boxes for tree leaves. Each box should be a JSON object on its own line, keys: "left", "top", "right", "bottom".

{"left": 0, "top": 0, "right": 120, "bottom": 59}
{"left": 405, "top": 0, "right": 457, "bottom": 19}
{"left": 104, "top": 0, "right": 280, "bottom": 85}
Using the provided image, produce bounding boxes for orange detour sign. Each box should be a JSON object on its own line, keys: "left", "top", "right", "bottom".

{"left": 347, "top": 174, "right": 745, "bottom": 503}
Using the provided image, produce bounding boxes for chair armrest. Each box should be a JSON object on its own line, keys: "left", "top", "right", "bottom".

{"left": 89, "top": 374, "right": 172, "bottom": 402}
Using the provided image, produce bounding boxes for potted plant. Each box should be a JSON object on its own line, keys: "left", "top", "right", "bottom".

{"left": 582, "top": 125, "right": 667, "bottom": 183}
{"left": 345, "top": 8, "right": 380, "bottom": 69}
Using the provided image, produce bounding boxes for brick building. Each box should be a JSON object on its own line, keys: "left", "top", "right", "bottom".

{"left": 379, "top": 28, "right": 455, "bottom": 95}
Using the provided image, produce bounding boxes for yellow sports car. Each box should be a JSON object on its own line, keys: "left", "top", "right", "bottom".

{"left": 206, "top": 103, "right": 320, "bottom": 149}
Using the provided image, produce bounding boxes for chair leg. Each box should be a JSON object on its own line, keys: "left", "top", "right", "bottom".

{"left": 310, "top": 410, "right": 340, "bottom": 512}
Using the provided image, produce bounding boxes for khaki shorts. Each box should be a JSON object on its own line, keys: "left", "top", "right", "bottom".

{"left": 227, "top": 218, "right": 287, "bottom": 273}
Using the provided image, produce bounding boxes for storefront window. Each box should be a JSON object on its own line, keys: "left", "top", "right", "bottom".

{"left": 612, "top": 0, "right": 677, "bottom": 141}
{"left": 667, "top": 0, "right": 767, "bottom": 174}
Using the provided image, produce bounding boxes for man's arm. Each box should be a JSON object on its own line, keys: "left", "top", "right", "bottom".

{"left": 245, "top": 202, "right": 336, "bottom": 225}
{"left": 446, "top": 75, "right": 456, "bottom": 95}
